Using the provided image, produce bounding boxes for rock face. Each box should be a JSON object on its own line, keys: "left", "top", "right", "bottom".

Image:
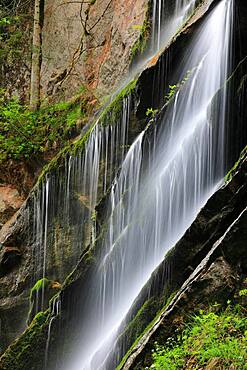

{"left": 41, "top": 0, "right": 149, "bottom": 101}
{"left": 0, "top": 185, "right": 24, "bottom": 227}
{"left": 1, "top": 0, "right": 149, "bottom": 103}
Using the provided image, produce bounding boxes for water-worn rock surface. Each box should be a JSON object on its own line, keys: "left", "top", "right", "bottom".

{"left": 41, "top": 0, "right": 149, "bottom": 101}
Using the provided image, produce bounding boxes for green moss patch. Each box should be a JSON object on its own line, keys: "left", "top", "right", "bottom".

{"left": 0, "top": 311, "right": 50, "bottom": 370}
{"left": 224, "top": 145, "right": 247, "bottom": 183}
{"left": 116, "top": 291, "right": 178, "bottom": 370}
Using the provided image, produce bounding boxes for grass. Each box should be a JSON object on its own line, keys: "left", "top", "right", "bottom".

{"left": 149, "top": 304, "right": 247, "bottom": 369}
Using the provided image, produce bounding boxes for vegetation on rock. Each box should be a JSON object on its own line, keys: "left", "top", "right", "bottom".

{"left": 0, "top": 87, "right": 94, "bottom": 164}
{"left": 131, "top": 18, "right": 151, "bottom": 60}
{"left": 28, "top": 278, "right": 61, "bottom": 324}
{"left": 0, "top": 310, "right": 49, "bottom": 370}
{"left": 149, "top": 304, "right": 247, "bottom": 370}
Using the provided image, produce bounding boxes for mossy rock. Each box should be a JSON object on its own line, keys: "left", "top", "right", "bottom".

{"left": 28, "top": 278, "right": 61, "bottom": 325}
{"left": 0, "top": 311, "right": 50, "bottom": 370}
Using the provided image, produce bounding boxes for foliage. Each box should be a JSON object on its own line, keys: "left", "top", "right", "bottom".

{"left": 0, "top": 14, "right": 27, "bottom": 66}
{"left": 149, "top": 305, "right": 247, "bottom": 369}
{"left": 239, "top": 289, "right": 247, "bottom": 297}
{"left": 164, "top": 70, "right": 191, "bottom": 103}
{"left": 146, "top": 107, "right": 158, "bottom": 118}
{"left": 0, "top": 91, "right": 86, "bottom": 163}
{"left": 164, "top": 85, "right": 178, "bottom": 103}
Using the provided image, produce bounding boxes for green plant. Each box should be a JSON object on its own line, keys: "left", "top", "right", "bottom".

{"left": 0, "top": 14, "right": 25, "bottom": 64}
{"left": 0, "top": 91, "right": 87, "bottom": 163}
{"left": 164, "top": 85, "right": 178, "bottom": 103}
{"left": 146, "top": 107, "right": 158, "bottom": 118}
{"left": 164, "top": 70, "right": 192, "bottom": 103}
{"left": 239, "top": 289, "right": 247, "bottom": 297}
{"left": 150, "top": 305, "right": 247, "bottom": 369}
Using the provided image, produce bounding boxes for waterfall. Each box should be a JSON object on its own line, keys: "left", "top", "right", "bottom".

{"left": 125, "top": 0, "right": 197, "bottom": 97}
{"left": 151, "top": 0, "right": 196, "bottom": 52}
{"left": 30, "top": 97, "right": 131, "bottom": 315}
{"left": 61, "top": 1, "right": 234, "bottom": 369}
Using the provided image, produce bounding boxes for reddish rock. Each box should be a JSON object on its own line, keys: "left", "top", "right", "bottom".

{"left": 0, "top": 185, "right": 25, "bottom": 227}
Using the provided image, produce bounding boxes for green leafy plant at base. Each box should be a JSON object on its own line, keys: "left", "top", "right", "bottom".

{"left": 149, "top": 304, "right": 247, "bottom": 369}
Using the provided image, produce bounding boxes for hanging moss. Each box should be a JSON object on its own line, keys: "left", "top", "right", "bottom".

{"left": 30, "top": 278, "right": 50, "bottom": 297}
{"left": 28, "top": 278, "right": 61, "bottom": 325}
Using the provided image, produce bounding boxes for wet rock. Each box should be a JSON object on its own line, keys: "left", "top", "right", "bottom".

{"left": 0, "top": 247, "right": 22, "bottom": 278}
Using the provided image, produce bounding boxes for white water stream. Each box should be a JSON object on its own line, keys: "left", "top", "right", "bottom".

{"left": 62, "top": 1, "right": 234, "bottom": 369}
{"left": 151, "top": 0, "right": 196, "bottom": 51}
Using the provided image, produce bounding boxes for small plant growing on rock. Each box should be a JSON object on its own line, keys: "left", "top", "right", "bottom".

{"left": 146, "top": 107, "right": 158, "bottom": 118}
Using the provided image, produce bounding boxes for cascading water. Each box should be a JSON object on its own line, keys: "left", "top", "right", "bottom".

{"left": 61, "top": 1, "right": 234, "bottom": 369}
{"left": 121, "top": 0, "right": 197, "bottom": 98}
{"left": 30, "top": 97, "right": 131, "bottom": 316}
{"left": 151, "top": 0, "right": 196, "bottom": 51}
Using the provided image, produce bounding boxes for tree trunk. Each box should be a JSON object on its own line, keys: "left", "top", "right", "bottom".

{"left": 30, "top": 0, "right": 43, "bottom": 110}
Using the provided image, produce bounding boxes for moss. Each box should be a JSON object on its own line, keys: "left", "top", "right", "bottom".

{"left": 0, "top": 310, "right": 50, "bottom": 370}
{"left": 224, "top": 145, "right": 247, "bottom": 182}
{"left": 116, "top": 291, "right": 178, "bottom": 370}
{"left": 130, "top": 9, "right": 151, "bottom": 61}
{"left": 30, "top": 278, "right": 50, "bottom": 297}
{"left": 99, "top": 78, "right": 138, "bottom": 126}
